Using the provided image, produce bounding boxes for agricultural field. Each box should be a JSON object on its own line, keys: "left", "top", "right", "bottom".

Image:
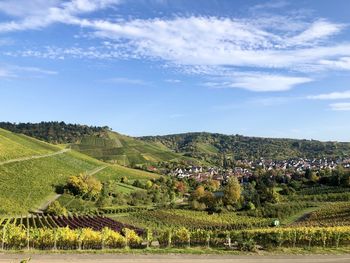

{"left": 0, "top": 128, "right": 61, "bottom": 162}
{"left": 0, "top": 135, "right": 161, "bottom": 216}
{"left": 93, "top": 164, "right": 158, "bottom": 182}
{"left": 71, "top": 130, "right": 194, "bottom": 166}
{"left": 294, "top": 202, "right": 350, "bottom": 227}
{"left": 112, "top": 209, "right": 271, "bottom": 230}
{"left": 0, "top": 151, "right": 102, "bottom": 215}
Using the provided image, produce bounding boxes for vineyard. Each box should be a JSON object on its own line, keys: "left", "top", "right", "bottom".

{"left": 0, "top": 214, "right": 143, "bottom": 235}
{"left": 0, "top": 214, "right": 349, "bottom": 250}
{"left": 114, "top": 209, "right": 271, "bottom": 230}
{"left": 0, "top": 128, "right": 60, "bottom": 162}
{"left": 294, "top": 202, "right": 350, "bottom": 227}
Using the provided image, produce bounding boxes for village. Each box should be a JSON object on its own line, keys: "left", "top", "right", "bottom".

{"left": 168, "top": 157, "right": 350, "bottom": 183}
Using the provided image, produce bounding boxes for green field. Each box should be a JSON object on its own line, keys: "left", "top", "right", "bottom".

{"left": 0, "top": 128, "right": 61, "bottom": 162}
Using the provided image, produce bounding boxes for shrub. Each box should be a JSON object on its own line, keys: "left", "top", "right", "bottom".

{"left": 101, "top": 227, "right": 126, "bottom": 248}
{"left": 172, "top": 227, "right": 190, "bottom": 247}
{"left": 4, "top": 224, "right": 27, "bottom": 249}
{"left": 46, "top": 201, "right": 67, "bottom": 216}
{"left": 56, "top": 227, "right": 79, "bottom": 249}
{"left": 123, "top": 228, "right": 142, "bottom": 248}
{"left": 79, "top": 228, "right": 102, "bottom": 249}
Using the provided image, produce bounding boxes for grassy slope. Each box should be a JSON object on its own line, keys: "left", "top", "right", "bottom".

{"left": 71, "top": 130, "right": 193, "bottom": 165}
{"left": 0, "top": 131, "right": 160, "bottom": 215}
{"left": 0, "top": 128, "right": 61, "bottom": 162}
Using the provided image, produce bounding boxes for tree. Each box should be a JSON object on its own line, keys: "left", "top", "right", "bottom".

{"left": 66, "top": 173, "right": 102, "bottom": 200}
{"left": 223, "top": 177, "right": 241, "bottom": 207}
{"left": 46, "top": 201, "right": 67, "bottom": 216}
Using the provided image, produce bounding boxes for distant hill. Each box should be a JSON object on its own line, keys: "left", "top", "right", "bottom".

{"left": 140, "top": 132, "right": 350, "bottom": 165}
{"left": 70, "top": 130, "right": 197, "bottom": 166}
{"left": 0, "top": 122, "right": 198, "bottom": 166}
{"left": 0, "top": 128, "right": 158, "bottom": 215}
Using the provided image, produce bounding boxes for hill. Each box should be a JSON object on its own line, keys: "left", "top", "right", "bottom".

{"left": 0, "top": 129, "right": 158, "bottom": 215}
{"left": 0, "top": 122, "right": 198, "bottom": 167}
{"left": 71, "top": 130, "right": 196, "bottom": 166}
{"left": 140, "top": 132, "right": 350, "bottom": 165}
{"left": 0, "top": 128, "right": 61, "bottom": 162}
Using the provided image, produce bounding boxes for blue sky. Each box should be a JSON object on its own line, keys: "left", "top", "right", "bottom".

{"left": 1, "top": 0, "right": 350, "bottom": 141}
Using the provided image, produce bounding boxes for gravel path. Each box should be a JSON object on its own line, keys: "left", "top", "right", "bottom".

{"left": 0, "top": 148, "right": 71, "bottom": 166}
{"left": 0, "top": 254, "right": 349, "bottom": 263}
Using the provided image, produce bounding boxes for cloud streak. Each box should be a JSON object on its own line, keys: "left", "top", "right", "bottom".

{"left": 1, "top": 1, "right": 350, "bottom": 92}
{"left": 330, "top": 102, "right": 350, "bottom": 111}
{"left": 308, "top": 90, "right": 350, "bottom": 100}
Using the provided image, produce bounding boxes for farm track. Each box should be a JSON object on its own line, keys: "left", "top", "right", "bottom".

{"left": 0, "top": 254, "right": 349, "bottom": 263}
{"left": 0, "top": 148, "right": 71, "bottom": 166}
{"left": 87, "top": 165, "right": 108, "bottom": 176}
{"left": 34, "top": 165, "right": 108, "bottom": 213}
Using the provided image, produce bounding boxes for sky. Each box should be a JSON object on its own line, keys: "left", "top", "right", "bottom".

{"left": 1, "top": 0, "right": 350, "bottom": 141}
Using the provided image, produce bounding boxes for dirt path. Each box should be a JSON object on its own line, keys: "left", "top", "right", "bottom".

{"left": 0, "top": 254, "right": 349, "bottom": 263}
{"left": 87, "top": 165, "right": 108, "bottom": 176}
{"left": 0, "top": 148, "right": 71, "bottom": 166}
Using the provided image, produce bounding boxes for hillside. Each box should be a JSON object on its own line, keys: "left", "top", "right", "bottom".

{"left": 0, "top": 128, "right": 61, "bottom": 162}
{"left": 0, "top": 129, "right": 158, "bottom": 215}
{"left": 70, "top": 130, "right": 196, "bottom": 166}
{"left": 0, "top": 122, "right": 198, "bottom": 167}
{"left": 140, "top": 132, "right": 350, "bottom": 165}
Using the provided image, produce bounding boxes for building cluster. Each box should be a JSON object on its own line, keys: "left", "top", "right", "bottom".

{"left": 169, "top": 157, "right": 349, "bottom": 182}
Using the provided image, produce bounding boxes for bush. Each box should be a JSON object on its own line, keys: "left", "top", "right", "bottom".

{"left": 31, "top": 228, "right": 55, "bottom": 249}
{"left": 4, "top": 224, "right": 27, "bottom": 249}
{"left": 56, "top": 227, "right": 79, "bottom": 249}
{"left": 101, "top": 228, "right": 126, "bottom": 248}
{"left": 157, "top": 229, "right": 172, "bottom": 248}
{"left": 46, "top": 201, "right": 67, "bottom": 216}
{"left": 123, "top": 228, "right": 142, "bottom": 248}
{"left": 79, "top": 228, "right": 102, "bottom": 249}
{"left": 172, "top": 227, "right": 190, "bottom": 247}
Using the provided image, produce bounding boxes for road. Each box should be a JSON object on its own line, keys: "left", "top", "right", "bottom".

{"left": 0, "top": 148, "right": 71, "bottom": 166}
{"left": 0, "top": 254, "right": 349, "bottom": 263}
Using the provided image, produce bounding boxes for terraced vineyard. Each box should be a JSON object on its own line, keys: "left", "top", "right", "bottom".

{"left": 71, "top": 130, "right": 193, "bottom": 166}
{"left": 294, "top": 202, "right": 350, "bottom": 227}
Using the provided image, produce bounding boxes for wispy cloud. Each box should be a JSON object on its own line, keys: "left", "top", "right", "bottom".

{"left": 103, "top": 77, "right": 150, "bottom": 86}
{"left": 0, "top": 0, "right": 120, "bottom": 32}
{"left": 1, "top": 1, "right": 350, "bottom": 92}
{"left": 165, "top": 79, "right": 181, "bottom": 83}
{"left": 308, "top": 90, "right": 350, "bottom": 100}
{"left": 205, "top": 72, "right": 312, "bottom": 92}
{"left": 330, "top": 102, "right": 350, "bottom": 111}
{"left": 0, "top": 64, "right": 57, "bottom": 79}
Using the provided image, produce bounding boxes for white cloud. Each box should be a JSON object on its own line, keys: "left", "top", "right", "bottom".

{"left": 0, "top": 65, "right": 57, "bottom": 79}
{"left": 286, "top": 19, "right": 344, "bottom": 47}
{"left": 319, "top": 57, "right": 350, "bottom": 70}
{"left": 0, "top": 0, "right": 120, "bottom": 32}
{"left": 104, "top": 77, "right": 150, "bottom": 86}
{"left": 1, "top": 2, "right": 350, "bottom": 92}
{"left": 165, "top": 79, "right": 181, "bottom": 83}
{"left": 205, "top": 73, "right": 312, "bottom": 92}
{"left": 308, "top": 90, "right": 350, "bottom": 100}
{"left": 330, "top": 102, "right": 350, "bottom": 111}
